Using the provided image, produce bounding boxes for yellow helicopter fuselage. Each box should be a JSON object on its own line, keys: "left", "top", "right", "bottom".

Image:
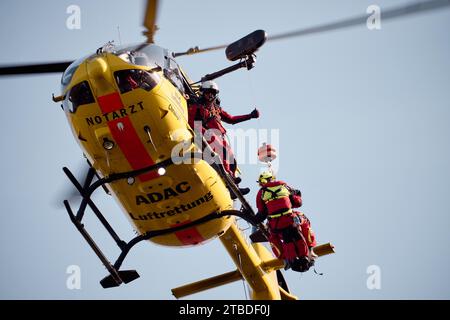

{"left": 61, "top": 46, "right": 234, "bottom": 247}
{"left": 57, "top": 43, "right": 335, "bottom": 298}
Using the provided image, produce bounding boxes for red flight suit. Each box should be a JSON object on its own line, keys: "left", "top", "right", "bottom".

{"left": 256, "top": 180, "right": 316, "bottom": 262}
{"left": 188, "top": 102, "right": 254, "bottom": 176}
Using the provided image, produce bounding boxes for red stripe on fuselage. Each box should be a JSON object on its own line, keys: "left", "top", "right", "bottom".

{"left": 98, "top": 92, "right": 204, "bottom": 243}
{"left": 97, "top": 93, "right": 123, "bottom": 113}
{"left": 172, "top": 221, "right": 205, "bottom": 245}
{"left": 97, "top": 92, "right": 158, "bottom": 181}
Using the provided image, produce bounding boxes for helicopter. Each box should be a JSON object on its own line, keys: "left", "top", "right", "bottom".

{"left": 1, "top": 0, "right": 448, "bottom": 300}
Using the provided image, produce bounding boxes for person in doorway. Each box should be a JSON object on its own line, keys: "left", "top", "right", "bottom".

{"left": 188, "top": 80, "right": 259, "bottom": 195}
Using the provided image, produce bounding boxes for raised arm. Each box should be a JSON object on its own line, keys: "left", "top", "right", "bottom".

{"left": 220, "top": 108, "right": 259, "bottom": 124}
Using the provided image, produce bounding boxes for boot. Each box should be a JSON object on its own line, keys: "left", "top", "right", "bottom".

{"left": 229, "top": 187, "right": 250, "bottom": 200}
{"left": 233, "top": 176, "right": 242, "bottom": 184}
{"left": 239, "top": 187, "right": 250, "bottom": 195}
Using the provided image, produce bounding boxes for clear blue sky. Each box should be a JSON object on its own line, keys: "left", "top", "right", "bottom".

{"left": 0, "top": 0, "right": 449, "bottom": 299}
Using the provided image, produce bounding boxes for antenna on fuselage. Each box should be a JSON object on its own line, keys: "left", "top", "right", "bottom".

{"left": 117, "top": 26, "right": 122, "bottom": 46}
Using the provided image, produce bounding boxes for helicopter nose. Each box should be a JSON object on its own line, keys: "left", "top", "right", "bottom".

{"left": 86, "top": 56, "right": 116, "bottom": 96}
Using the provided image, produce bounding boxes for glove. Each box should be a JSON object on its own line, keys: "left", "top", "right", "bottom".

{"left": 293, "top": 189, "right": 302, "bottom": 196}
{"left": 250, "top": 108, "right": 260, "bottom": 119}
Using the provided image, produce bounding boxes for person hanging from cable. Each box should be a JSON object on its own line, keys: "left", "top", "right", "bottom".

{"left": 254, "top": 170, "right": 317, "bottom": 272}
{"left": 188, "top": 80, "right": 259, "bottom": 195}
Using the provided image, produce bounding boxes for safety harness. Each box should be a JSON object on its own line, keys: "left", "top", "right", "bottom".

{"left": 261, "top": 184, "right": 293, "bottom": 218}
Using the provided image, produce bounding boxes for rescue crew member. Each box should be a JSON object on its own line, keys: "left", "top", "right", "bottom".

{"left": 188, "top": 81, "right": 259, "bottom": 194}
{"left": 255, "top": 171, "right": 317, "bottom": 272}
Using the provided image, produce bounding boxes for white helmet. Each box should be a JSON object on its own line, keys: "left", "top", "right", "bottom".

{"left": 200, "top": 80, "right": 219, "bottom": 93}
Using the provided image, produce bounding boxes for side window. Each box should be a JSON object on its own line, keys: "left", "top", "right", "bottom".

{"left": 114, "top": 69, "right": 160, "bottom": 94}
{"left": 164, "top": 58, "right": 185, "bottom": 94}
{"left": 64, "top": 81, "right": 95, "bottom": 113}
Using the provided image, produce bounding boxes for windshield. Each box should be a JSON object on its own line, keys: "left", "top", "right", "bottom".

{"left": 114, "top": 44, "right": 165, "bottom": 69}
{"left": 164, "top": 56, "right": 185, "bottom": 94}
{"left": 114, "top": 69, "right": 160, "bottom": 94}
{"left": 114, "top": 44, "right": 186, "bottom": 94}
{"left": 61, "top": 43, "right": 187, "bottom": 97}
{"left": 61, "top": 53, "right": 94, "bottom": 89}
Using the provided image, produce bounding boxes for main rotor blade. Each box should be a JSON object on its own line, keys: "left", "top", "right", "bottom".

{"left": 268, "top": 0, "right": 450, "bottom": 42}
{"left": 143, "top": 0, "right": 159, "bottom": 43}
{"left": 173, "top": 0, "right": 450, "bottom": 58}
{"left": 0, "top": 61, "right": 72, "bottom": 76}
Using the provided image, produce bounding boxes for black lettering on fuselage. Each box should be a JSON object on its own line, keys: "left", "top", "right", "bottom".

{"left": 146, "top": 192, "right": 163, "bottom": 203}
{"left": 112, "top": 111, "right": 120, "bottom": 120}
{"left": 195, "top": 197, "right": 205, "bottom": 206}
{"left": 129, "top": 192, "right": 214, "bottom": 221}
{"left": 176, "top": 181, "right": 190, "bottom": 193}
{"left": 94, "top": 116, "right": 102, "bottom": 124}
{"left": 136, "top": 181, "right": 192, "bottom": 205}
{"left": 136, "top": 195, "right": 150, "bottom": 205}
{"left": 164, "top": 188, "right": 178, "bottom": 199}
{"left": 85, "top": 101, "right": 144, "bottom": 126}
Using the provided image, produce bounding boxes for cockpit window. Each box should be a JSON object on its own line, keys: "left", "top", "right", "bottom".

{"left": 164, "top": 57, "right": 185, "bottom": 94}
{"left": 61, "top": 53, "right": 93, "bottom": 88}
{"left": 113, "top": 44, "right": 186, "bottom": 94}
{"left": 64, "top": 81, "right": 95, "bottom": 113}
{"left": 117, "top": 51, "right": 153, "bottom": 68}
{"left": 114, "top": 44, "right": 165, "bottom": 69}
{"left": 61, "top": 63, "right": 79, "bottom": 87}
{"left": 114, "top": 69, "right": 160, "bottom": 94}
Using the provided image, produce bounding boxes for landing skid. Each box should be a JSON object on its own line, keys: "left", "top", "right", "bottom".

{"left": 62, "top": 155, "right": 264, "bottom": 288}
